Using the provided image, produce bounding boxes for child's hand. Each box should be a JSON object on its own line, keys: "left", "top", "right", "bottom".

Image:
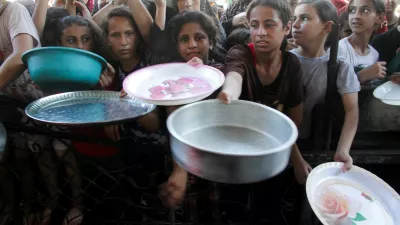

{"left": 187, "top": 57, "right": 204, "bottom": 67}
{"left": 334, "top": 151, "right": 353, "bottom": 172}
{"left": 217, "top": 91, "right": 232, "bottom": 104}
{"left": 364, "top": 61, "right": 386, "bottom": 80}
{"left": 159, "top": 169, "right": 187, "bottom": 208}
{"left": 104, "top": 124, "right": 121, "bottom": 141}
{"left": 98, "top": 63, "right": 116, "bottom": 89}
{"left": 293, "top": 157, "right": 312, "bottom": 185}
{"left": 120, "top": 89, "right": 127, "bottom": 98}
{"left": 73, "top": 0, "right": 92, "bottom": 19}
{"left": 285, "top": 38, "right": 298, "bottom": 51}
{"left": 389, "top": 72, "right": 400, "bottom": 84}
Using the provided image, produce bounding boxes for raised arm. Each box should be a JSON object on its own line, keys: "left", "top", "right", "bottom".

{"left": 32, "top": 0, "right": 50, "bottom": 38}
{"left": 126, "top": 0, "right": 154, "bottom": 41}
{"left": 0, "top": 34, "right": 35, "bottom": 90}
{"left": 154, "top": 0, "right": 166, "bottom": 30}
{"left": 92, "top": 0, "right": 121, "bottom": 25}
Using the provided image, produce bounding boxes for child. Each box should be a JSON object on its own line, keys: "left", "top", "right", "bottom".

{"left": 168, "top": 10, "right": 223, "bottom": 69}
{"left": 291, "top": 0, "right": 360, "bottom": 172}
{"left": 218, "top": 0, "right": 308, "bottom": 223}
{"left": 103, "top": 6, "right": 186, "bottom": 209}
{"left": 338, "top": 0, "right": 386, "bottom": 85}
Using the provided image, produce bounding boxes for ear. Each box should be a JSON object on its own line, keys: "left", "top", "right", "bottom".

{"left": 284, "top": 21, "right": 292, "bottom": 36}
{"left": 323, "top": 21, "right": 334, "bottom": 35}
{"left": 209, "top": 40, "right": 214, "bottom": 50}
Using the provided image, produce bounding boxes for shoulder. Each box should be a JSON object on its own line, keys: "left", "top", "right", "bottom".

{"left": 227, "top": 44, "right": 252, "bottom": 57}
{"left": 4, "top": 2, "right": 27, "bottom": 15}
{"left": 285, "top": 51, "right": 301, "bottom": 69}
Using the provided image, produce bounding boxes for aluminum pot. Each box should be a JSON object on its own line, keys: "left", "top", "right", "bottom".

{"left": 167, "top": 100, "right": 298, "bottom": 184}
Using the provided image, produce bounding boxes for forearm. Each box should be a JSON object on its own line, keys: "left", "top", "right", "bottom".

{"left": 32, "top": 0, "right": 50, "bottom": 38}
{"left": 290, "top": 144, "right": 304, "bottom": 164}
{"left": 155, "top": 2, "right": 166, "bottom": 30}
{"left": 337, "top": 107, "right": 359, "bottom": 154}
{"left": 356, "top": 69, "right": 370, "bottom": 84}
{"left": 137, "top": 110, "right": 161, "bottom": 132}
{"left": 0, "top": 53, "right": 26, "bottom": 90}
{"left": 126, "top": 0, "right": 153, "bottom": 41}
{"left": 222, "top": 72, "right": 243, "bottom": 100}
{"left": 93, "top": 2, "right": 117, "bottom": 25}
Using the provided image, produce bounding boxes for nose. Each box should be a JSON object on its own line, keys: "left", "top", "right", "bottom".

{"left": 355, "top": 9, "right": 362, "bottom": 18}
{"left": 184, "top": 0, "right": 192, "bottom": 8}
{"left": 257, "top": 25, "right": 267, "bottom": 36}
{"left": 121, "top": 34, "right": 128, "bottom": 45}
{"left": 292, "top": 18, "right": 300, "bottom": 29}
{"left": 188, "top": 38, "right": 197, "bottom": 48}
{"left": 76, "top": 40, "right": 84, "bottom": 49}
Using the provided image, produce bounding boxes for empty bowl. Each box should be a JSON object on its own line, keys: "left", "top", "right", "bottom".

{"left": 22, "top": 47, "right": 107, "bottom": 92}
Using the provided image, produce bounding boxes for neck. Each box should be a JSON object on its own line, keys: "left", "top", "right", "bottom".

{"left": 297, "top": 39, "right": 327, "bottom": 58}
{"left": 255, "top": 48, "right": 281, "bottom": 64}
{"left": 348, "top": 33, "right": 370, "bottom": 52}
{"left": 120, "top": 56, "right": 140, "bottom": 72}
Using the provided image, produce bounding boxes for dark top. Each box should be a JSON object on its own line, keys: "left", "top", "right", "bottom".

{"left": 224, "top": 44, "right": 304, "bottom": 110}
{"left": 371, "top": 27, "right": 400, "bottom": 65}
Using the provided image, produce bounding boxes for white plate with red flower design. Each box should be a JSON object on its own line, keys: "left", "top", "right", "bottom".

{"left": 306, "top": 162, "right": 400, "bottom": 225}
{"left": 123, "top": 63, "right": 225, "bottom": 106}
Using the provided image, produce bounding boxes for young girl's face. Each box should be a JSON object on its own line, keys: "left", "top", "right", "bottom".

{"left": 348, "top": 0, "right": 383, "bottom": 34}
{"left": 107, "top": 16, "right": 139, "bottom": 61}
{"left": 177, "top": 22, "right": 211, "bottom": 62}
{"left": 60, "top": 24, "right": 93, "bottom": 51}
{"left": 292, "top": 4, "right": 329, "bottom": 47}
{"left": 249, "top": 5, "right": 290, "bottom": 53}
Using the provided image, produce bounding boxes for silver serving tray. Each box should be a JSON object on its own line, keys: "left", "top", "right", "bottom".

{"left": 25, "top": 91, "right": 156, "bottom": 126}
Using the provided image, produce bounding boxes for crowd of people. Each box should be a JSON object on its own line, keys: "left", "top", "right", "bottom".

{"left": 0, "top": 0, "right": 400, "bottom": 224}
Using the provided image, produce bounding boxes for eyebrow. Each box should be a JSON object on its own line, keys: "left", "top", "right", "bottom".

{"left": 250, "top": 19, "right": 277, "bottom": 23}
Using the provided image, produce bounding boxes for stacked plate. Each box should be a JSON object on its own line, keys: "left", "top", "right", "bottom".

{"left": 306, "top": 162, "right": 400, "bottom": 225}
{"left": 373, "top": 81, "right": 400, "bottom": 106}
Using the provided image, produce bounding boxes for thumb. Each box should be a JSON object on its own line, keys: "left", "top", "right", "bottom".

{"left": 218, "top": 92, "right": 231, "bottom": 104}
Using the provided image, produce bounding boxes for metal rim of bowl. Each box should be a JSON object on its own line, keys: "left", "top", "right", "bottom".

{"left": 21, "top": 46, "right": 108, "bottom": 70}
{"left": 166, "top": 99, "right": 299, "bottom": 157}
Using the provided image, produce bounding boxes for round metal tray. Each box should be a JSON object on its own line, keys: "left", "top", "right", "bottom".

{"left": 25, "top": 91, "right": 156, "bottom": 126}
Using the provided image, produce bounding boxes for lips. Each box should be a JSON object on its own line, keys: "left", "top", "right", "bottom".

{"left": 187, "top": 52, "right": 200, "bottom": 58}
{"left": 119, "top": 49, "right": 131, "bottom": 55}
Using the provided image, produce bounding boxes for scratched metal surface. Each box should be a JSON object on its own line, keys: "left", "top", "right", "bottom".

{"left": 25, "top": 91, "right": 156, "bottom": 126}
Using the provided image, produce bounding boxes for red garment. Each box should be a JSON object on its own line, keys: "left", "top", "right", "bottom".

{"left": 376, "top": 15, "right": 389, "bottom": 35}
{"left": 330, "top": 0, "right": 348, "bottom": 15}
{"left": 248, "top": 43, "right": 257, "bottom": 66}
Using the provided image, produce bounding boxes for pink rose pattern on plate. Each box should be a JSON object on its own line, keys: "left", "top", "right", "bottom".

{"left": 148, "top": 77, "right": 212, "bottom": 99}
{"left": 316, "top": 186, "right": 367, "bottom": 225}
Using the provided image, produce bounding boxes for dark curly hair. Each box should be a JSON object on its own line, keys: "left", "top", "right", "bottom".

{"left": 246, "top": 0, "right": 292, "bottom": 27}
{"left": 168, "top": 10, "right": 218, "bottom": 61}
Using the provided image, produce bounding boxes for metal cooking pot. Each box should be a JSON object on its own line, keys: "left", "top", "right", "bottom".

{"left": 167, "top": 100, "right": 298, "bottom": 184}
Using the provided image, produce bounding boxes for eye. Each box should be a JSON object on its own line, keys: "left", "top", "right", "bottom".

{"left": 250, "top": 22, "right": 258, "bottom": 28}
{"left": 126, "top": 31, "right": 134, "bottom": 36}
{"left": 83, "top": 36, "right": 92, "bottom": 42}
{"left": 179, "top": 36, "right": 189, "bottom": 43}
{"left": 195, "top": 35, "right": 206, "bottom": 42}
{"left": 349, "top": 8, "right": 356, "bottom": 13}
{"left": 67, "top": 38, "right": 75, "bottom": 44}
{"left": 266, "top": 24, "right": 275, "bottom": 28}
{"left": 363, "top": 8, "right": 370, "bottom": 13}
{"left": 111, "top": 33, "right": 119, "bottom": 38}
{"left": 301, "top": 16, "right": 309, "bottom": 21}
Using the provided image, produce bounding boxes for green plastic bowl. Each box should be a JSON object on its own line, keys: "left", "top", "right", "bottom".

{"left": 22, "top": 47, "right": 107, "bottom": 92}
